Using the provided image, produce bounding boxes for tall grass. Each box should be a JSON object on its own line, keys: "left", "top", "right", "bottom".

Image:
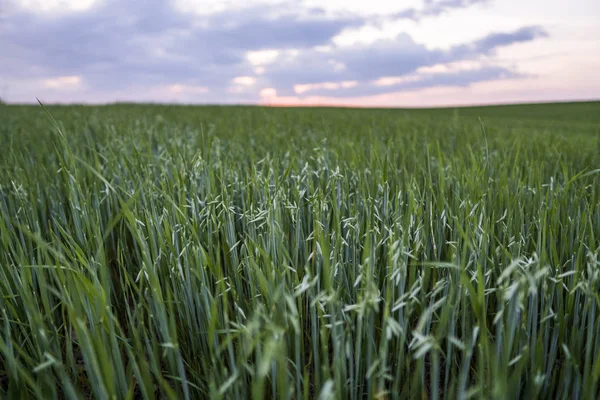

{"left": 0, "top": 103, "right": 599, "bottom": 399}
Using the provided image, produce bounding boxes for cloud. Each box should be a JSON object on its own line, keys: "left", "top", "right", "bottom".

{"left": 232, "top": 76, "right": 257, "bottom": 86}
{"left": 1, "top": 1, "right": 362, "bottom": 93}
{"left": 0, "top": 0, "right": 548, "bottom": 103}
{"left": 294, "top": 81, "right": 358, "bottom": 94}
{"left": 391, "top": 0, "right": 490, "bottom": 20}
{"left": 260, "top": 26, "right": 547, "bottom": 96}
{"left": 42, "top": 75, "right": 83, "bottom": 89}
{"left": 260, "top": 88, "right": 277, "bottom": 98}
{"left": 290, "top": 66, "right": 520, "bottom": 97}
{"left": 473, "top": 26, "right": 549, "bottom": 53}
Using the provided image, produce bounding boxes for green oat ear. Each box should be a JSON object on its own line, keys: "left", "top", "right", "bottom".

{"left": 0, "top": 102, "right": 599, "bottom": 399}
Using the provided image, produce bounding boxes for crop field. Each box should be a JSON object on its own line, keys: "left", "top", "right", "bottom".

{"left": 0, "top": 101, "right": 599, "bottom": 399}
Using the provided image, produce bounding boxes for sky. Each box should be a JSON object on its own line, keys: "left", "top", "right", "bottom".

{"left": 1, "top": 0, "right": 599, "bottom": 107}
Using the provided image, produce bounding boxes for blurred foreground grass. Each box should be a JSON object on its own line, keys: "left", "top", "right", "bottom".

{"left": 0, "top": 101, "right": 599, "bottom": 399}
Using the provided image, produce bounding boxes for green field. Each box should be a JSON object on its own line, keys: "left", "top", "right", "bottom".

{"left": 0, "top": 101, "right": 599, "bottom": 399}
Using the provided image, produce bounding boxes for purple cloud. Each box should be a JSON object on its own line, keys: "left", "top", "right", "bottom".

{"left": 0, "top": 0, "right": 548, "bottom": 102}
{"left": 261, "top": 27, "right": 547, "bottom": 96}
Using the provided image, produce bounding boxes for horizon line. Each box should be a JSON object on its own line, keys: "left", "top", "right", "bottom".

{"left": 2, "top": 98, "right": 599, "bottom": 110}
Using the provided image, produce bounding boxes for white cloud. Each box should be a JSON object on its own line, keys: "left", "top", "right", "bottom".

{"left": 173, "top": 0, "right": 285, "bottom": 16}
{"left": 232, "top": 76, "right": 256, "bottom": 86}
{"left": 167, "top": 84, "right": 209, "bottom": 94}
{"left": 260, "top": 87, "right": 277, "bottom": 97}
{"left": 373, "top": 75, "right": 422, "bottom": 87}
{"left": 301, "top": 0, "right": 422, "bottom": 15}
{"left": 42, "top": 75, "right": 82, "bottom": 89}
{"left": 246, "top": 50, "right": 280, "bottom": 66}
{"left": 294, "top": 80, "right": 357, "bottom": 94}
{"left": 333, "top": 24, "right": 397, "bottom": 47}
{"left": 416, "top": 60, "right": 483, "bottom": 74}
